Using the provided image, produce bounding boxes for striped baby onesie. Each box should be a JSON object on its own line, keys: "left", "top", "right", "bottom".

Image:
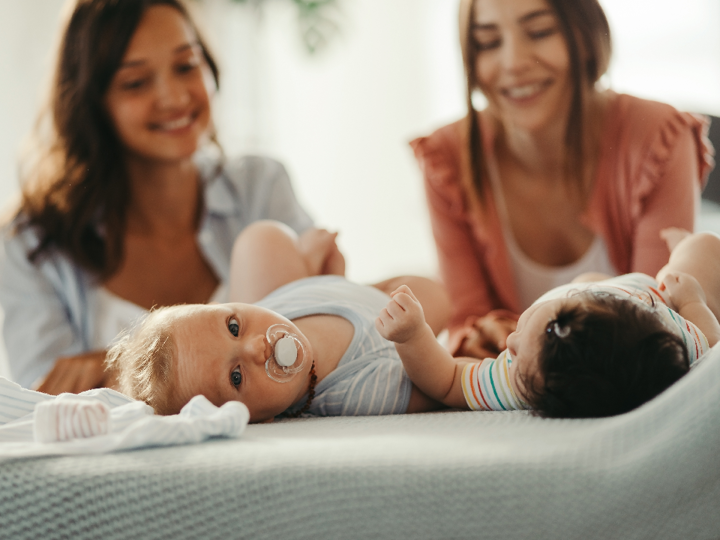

{"left": 461, "top": 273, "right": 710, "bottom": 412}
{"left": 256, "top": 275, "right": 411, "bottom": 416}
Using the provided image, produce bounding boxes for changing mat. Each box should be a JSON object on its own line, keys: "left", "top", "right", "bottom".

{"left": 1, "top": 346, "right": 719, "bottom": 539}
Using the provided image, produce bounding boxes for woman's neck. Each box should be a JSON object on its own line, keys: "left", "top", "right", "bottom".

{"left": 496, "top": 89, "right": 608, "bottom": 182}
{"left": 124, "top": 155, "right": 200, "bottom": 236}
{"left": 500, "top": 120, "right": 567, "bottom": 180}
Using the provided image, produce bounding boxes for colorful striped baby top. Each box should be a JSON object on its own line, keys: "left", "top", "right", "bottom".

{"left": 462, "top": 350, "right": 527, "bottom": 411}
{"left": 461, "top": 273, "right": 710, "bottom": 412}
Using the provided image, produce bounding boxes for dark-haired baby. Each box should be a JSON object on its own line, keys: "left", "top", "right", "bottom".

{"left": 376, "top": 229, "right": 720, "bottom": 419}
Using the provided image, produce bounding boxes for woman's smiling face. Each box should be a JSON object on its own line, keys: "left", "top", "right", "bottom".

{"left": 169, "top": 303, "right": 314, "bottom": 423}
{"left": 471, "top": 0, "right": 572, "bottom": 133}
{"left": 104, "top": 5, "right": 215, "bottom": 163}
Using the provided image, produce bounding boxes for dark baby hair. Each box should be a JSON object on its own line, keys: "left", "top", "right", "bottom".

{"left": 522, "top": 292, "right": 690, "bottom": 418}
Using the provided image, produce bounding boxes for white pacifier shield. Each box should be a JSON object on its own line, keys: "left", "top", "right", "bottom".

{"left": 274, "top": 336, "right": 298, "bottom": 367}
{"left": 265, "top": 324, "right": 306, "bottom": 383}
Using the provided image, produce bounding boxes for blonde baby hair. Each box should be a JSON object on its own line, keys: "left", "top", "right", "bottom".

{"left": 105, "top": 305, "right": 185, "bottom": 415}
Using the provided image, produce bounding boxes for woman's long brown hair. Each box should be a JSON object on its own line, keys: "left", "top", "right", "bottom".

{"left": 15, "top": 0, "right": 219, "bottom": 279}
{"left": 458, "top": 0, "right": 612, "bottom": 208}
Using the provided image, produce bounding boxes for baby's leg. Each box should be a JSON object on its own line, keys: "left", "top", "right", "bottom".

{"left": 372, "top": 276, "right": 450, "bottom": 335}
{"left": 656, "top": 231, "right": 720, "bottom": 320}
{"left": 229, "top": 221, "right": 311, "bottom": 303}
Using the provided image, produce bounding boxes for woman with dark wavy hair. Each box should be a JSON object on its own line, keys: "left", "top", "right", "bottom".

{"left": 0, "top": 0, "right": 338, "bottom": 393}
{"left": 411, "top": 0, "right": 714, "bottom": 359}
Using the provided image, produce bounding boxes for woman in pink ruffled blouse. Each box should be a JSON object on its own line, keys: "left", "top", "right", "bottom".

{"left": 411, "top": 0, "right": 714, "bottom": 358}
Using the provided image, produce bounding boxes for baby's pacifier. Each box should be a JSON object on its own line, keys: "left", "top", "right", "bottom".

{"left": 265, "top": 324, "right": 307, "bottom": 383}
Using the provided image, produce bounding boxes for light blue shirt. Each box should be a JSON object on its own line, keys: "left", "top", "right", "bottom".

{"left": 0, "top": 154, "right": 313, "bottom": 388}
{"left": 257, "top": 276, "right": 412, "bottom": 417}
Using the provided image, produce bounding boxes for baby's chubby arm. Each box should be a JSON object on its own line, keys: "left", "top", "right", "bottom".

{"left": 375, "top": 285, "right": 473, "bottom": 409}
{"left": 662, "top": 271, "right": 720, "bottom": 347}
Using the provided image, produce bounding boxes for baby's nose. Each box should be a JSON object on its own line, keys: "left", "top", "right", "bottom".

{"left": 506, "top": 331, "right": 518, "bottom": 356}
{"left": 247, "top": 334, "right": 269, "bottom": 364}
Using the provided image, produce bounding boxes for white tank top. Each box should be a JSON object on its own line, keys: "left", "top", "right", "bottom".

{"left": 505, "top": 230, "right": 617, "bottom": 310}
{"left": 487, "top": 158, "right": 617, "bottom": 310}
{"left": 91, "top": 284, "right": 228, "bottom": 350}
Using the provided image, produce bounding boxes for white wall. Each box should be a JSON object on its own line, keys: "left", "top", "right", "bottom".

{"left": 195, "top": 0, "right": 465, "bottom": 283}
{"left": 602, "top": 0, "right": 720, "bottom": 116}
{"left": 0, "top": 0, "right": 68, "bottom": 209}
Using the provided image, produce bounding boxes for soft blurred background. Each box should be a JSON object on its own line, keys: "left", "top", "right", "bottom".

{"left": 1, "top": 0, "right": 719, "bottom": 287}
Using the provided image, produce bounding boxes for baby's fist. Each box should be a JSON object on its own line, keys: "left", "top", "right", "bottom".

{"left": 375, "top": 285, "right": 426, "bottom": 344}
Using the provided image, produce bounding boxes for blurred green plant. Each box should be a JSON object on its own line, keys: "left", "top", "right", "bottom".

{"left": 228, "top": 0, "right": 340, "bottom": 54}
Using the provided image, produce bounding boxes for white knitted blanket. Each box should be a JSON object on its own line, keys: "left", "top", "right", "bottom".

{"left": 1, "top": 346, "right": 718, "bottom": 539}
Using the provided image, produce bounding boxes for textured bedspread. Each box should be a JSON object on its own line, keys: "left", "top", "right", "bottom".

{"left": 1, "top": 346, "right": 719, "bottom": 540}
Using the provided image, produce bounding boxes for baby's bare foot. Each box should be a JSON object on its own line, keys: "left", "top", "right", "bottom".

{"left": 660, "top": 227, "right": 692, "bottom": 252}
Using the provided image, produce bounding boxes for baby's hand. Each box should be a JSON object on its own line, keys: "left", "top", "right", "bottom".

{"left": 375, "top": 285, "right": 427, "bottom": 344}
{"left": 661, "top": 271, "right": 707, "bottom": 311}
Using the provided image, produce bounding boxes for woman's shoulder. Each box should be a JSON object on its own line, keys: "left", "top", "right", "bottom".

{"left": 601, "top": 92, "right": 713, "bottom": 185}
{"left": 610, "top": 92, "right": 682, "bottom": 121}
{"left": 197, "top": 152, "right": 296, "bottom": 212}
{"left": 410, "top": 119, "right": 464, "bottom": 152}
{"left": 0, "top": 215, "right": 88, "bottom": 299}
{"left": 409, "top": 119, "right": 466, "bottom": 188}
{"left": 0, "top": 214, "right": 40, "bottom": 253}
{"left": 605, "top": 92, "right": 709, "bottom": 151}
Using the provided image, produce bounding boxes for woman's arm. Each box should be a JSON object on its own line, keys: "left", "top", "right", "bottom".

{"left": 424, "top": 172, "right": 495, "bottom": 329}
{"left": 423, "top": 167, "right": 516, "bottom": 357}
{"left": 0, "top": 228, "right": 85, "bottom": 388}
{"left": 631, "top": 121, "right": 703, "bottom": 276}
{"left": 35, "top": 351, "right": 111, "bottom": 395}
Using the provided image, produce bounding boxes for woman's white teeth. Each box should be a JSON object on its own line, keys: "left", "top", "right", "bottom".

{"left": 506, "top": 83, "right": 542, "bottom": 99}
{"left": 158, "top": 116, "right": 192, "bottom": 130}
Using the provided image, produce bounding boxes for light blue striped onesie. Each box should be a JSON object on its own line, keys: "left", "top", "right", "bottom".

{"left": 255, "top": 276, "right": 411, "bottom": 416}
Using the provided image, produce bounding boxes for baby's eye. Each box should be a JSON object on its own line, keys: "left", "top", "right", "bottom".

{"left": 228, "top": 317, "right": 239, "bottom": 337}
{"left": 231, "top": 367, "right": 242, "bottom": 389}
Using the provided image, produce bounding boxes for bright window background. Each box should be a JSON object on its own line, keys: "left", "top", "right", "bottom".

{"left": 0, "top": 0, "right": 718, "bottom": 286}
{"left": 602, "top": 0, "right": 720, "bottom": 116}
